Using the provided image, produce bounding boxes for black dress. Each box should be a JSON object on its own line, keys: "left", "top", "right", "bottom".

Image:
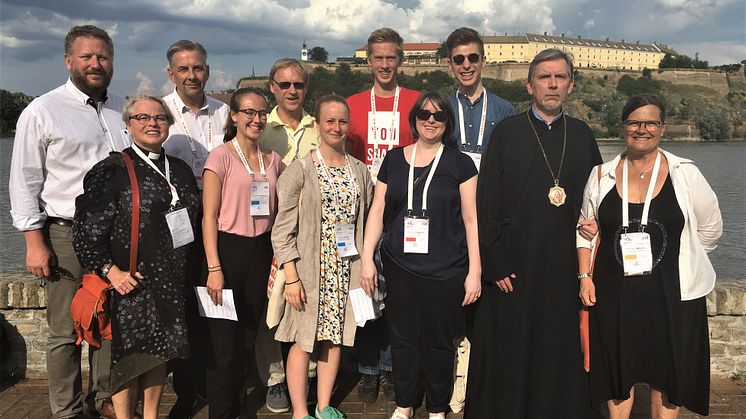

{"left": 589, "top": 175, "right": 710, "bottom": 415}
{"left": 73, "top": 146, "right": 200, "bottom": 392}
{"left": 466, "top": 112, "right": 602, "bottom": 418}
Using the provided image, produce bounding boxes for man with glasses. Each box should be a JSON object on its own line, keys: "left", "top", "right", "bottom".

{"left": 345, "top": 27, "right": 420, "bottom": 405}
{"left": 162, "top": 39, "right": 230, "bottom": 419}
{"left": 260, "top": 58, "right": 318, "bottom": 165}
{"left": 9, "top": 25, "right": 128, "bottom": 419}
{"left": 257, "top": 57, "right": 318, "bottom": 414}
{"left": 446, "top": 27, "right": 515, "bottom": 171}
{"left": 466, "top": 48, "right": 601, "bottom": 418}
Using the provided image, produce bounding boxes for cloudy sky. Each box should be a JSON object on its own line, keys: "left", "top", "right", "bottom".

{"left": 1, "top": 0, "right": 744, "bottom": 97}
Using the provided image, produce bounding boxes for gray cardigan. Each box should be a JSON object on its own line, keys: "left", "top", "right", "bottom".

{"left": 271, "top": 152, "right": 373, "bottom": 352}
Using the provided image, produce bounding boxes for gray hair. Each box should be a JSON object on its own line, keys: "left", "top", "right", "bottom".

{"left": 166, "top": 40, "right": 208, "bottom": 66}
{"left": 122, "top": 95, "right": 175, "bottom": 125}
{"left": 528, "top": 48, "right": 574, "bottom": 82}
{"left": 268, "top": 58, "right": 308, "bottom": 83}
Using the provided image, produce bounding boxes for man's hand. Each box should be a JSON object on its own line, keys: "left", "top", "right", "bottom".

{"left": 495, "top": 273, "right": 517, "bottom": 293}
{"left": 24, "top": 230, "right": 56, "bottom": 277}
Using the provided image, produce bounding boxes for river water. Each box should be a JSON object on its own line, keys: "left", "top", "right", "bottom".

{"left": 1, "top": 137, "right": 744, "bottom": 279}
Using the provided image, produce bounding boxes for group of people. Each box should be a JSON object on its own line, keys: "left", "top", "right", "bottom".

{"left": 8, "top": 22, "right": 722, "bottom": 419}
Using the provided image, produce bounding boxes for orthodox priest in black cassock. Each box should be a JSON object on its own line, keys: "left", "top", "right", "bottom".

{"left": 465, "top": 108, "right": 602, "bottom": 418}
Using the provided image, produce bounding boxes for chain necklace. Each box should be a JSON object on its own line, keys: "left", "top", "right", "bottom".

{"left": 527, "top": 110, "right": 567, "bottom": 207}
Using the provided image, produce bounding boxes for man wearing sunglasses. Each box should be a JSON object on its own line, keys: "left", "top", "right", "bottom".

{"left": 259, "top": 58, "right": 318, "bottom": 166}
{"left": 446, "top": 27, "right": 515, "bottom": 171}
{"left": 161, "top": 39, "right": 230, "bottom": 418}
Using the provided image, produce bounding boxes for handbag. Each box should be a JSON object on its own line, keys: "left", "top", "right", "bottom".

{"left": 265, "top": 257, "right": 286, "bottom": 328}
{"left": 580, "top": 164, "right": 603, "bottom": 372}
{"left": 449, "top": 336, "right": 471, "bottom": 413}
{"left": 71, "top": 152, "right": 140, "bottom": 348}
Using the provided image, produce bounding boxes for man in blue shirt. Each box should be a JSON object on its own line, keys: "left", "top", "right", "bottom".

{"left": 446, "top": 27, "right": 515, "bottom": 169}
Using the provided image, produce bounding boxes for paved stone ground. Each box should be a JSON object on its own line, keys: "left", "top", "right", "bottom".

{"left": 0, "top": 373, "right": 744, "bottom": 419}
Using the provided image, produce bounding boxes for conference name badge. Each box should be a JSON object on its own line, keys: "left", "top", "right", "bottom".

{"left": 165, "top": 207, "right": 194, "bottom": 249}
{"left": 335, "top": 223, "right": 358, "bottom": 258}
{"left": 620, "top": 232, "right": 653, "bottom": 276}
{"left": 250, "top": 181, "right": 270, "bottom": 216}
{"left": 403, "top": 216, "right": 429, "bottom": 254}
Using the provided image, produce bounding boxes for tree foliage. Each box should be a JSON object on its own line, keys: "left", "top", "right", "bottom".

{"left": 0, "top": 89, "right": 34, "bottom": 134}
{"left": 659, "top": 53, "right": 708, "bottom": 69}
{"left": 617, "top": 75, "right": 661, "bottom": 96}
{"left": 696, "top": 109, "right": 730, "bottom": 140}
{"left": 309, "top": 46, "right": 329, "bottom": 63}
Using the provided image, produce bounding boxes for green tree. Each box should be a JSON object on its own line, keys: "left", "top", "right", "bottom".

{"left": 0, "top": 89, "right": 33, "bottom": 134}
{"left": 617, "top": 75, "right": 661, "bottom": 96}
{"left": 436, "top": 41, "right": 448, "bottom": 59}
{"left": 696, "top": 109, "right": 729, "bottom": 140}
{"left": 309, "top": 46, "right": 328, "bottom": 63}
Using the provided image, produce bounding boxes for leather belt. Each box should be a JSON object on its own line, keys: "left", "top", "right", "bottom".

{"left": 47, "top": 217, "right": 73, "bottom": 227}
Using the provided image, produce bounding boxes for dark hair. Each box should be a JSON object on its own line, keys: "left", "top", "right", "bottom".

{"left": 366, "top": 27, "right": 404, "bottom": 59}
{"left": 621, "top": 95, "right": 666, "bottom": 123}
{"left": 64, "top": 25, "right": 114, "bottom": 57}
{"left": 314, "top": 94, "right": 349, "bottom": 122}
{"left": 445, "top": 27, "right": 484, "bottom": 57}
{"left": 268, "top": 58, "right": 308, "bottom": 83}
{"left": 166, "top": 40, "right": 208, "bottom": 66}
{"left": 408, "top": 91, "right": 455, "bottom": 145}
{"left": 223, "top": 88, "right": 269, "bottom": 141}
{"left": 528, "top": 48, "right": 574, "bottom": 82}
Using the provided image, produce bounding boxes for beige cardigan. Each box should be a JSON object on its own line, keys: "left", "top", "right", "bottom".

{"left": 272, "top": 152, "right": 373, "bottom": 352}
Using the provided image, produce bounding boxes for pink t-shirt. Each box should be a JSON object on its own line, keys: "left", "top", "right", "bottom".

{"left": 204, "top": 143, "right": 284, "bottom": 237}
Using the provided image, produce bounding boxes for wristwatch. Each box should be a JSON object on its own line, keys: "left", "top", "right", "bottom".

{"left": 577, "top": 273, "right": 592, "bottom": 279}
{"left": 101, "top": 263, "right": 114, "bottom": 280}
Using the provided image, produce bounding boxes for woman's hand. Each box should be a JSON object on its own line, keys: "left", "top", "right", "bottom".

{"left": 462, "top": 270, "right": 482, "bottom": 306}
{"left": 577, "top": 218, "right": 598, "bottom": 241}
{"left": 284, "top": 279, "right": 306, "bottom": 311}
{"left": 495, "top": 273, "right": 517, "bottom": 293}
{"left": 108, "top": 265, "right": 143, "bottom": 296}
{"left": 360, "top": 257, "right": 378, "bottom": 297}
{"left": 206, "top": 270, "right": 225, "bottom": 305}
{"left": 579, "top": 277, "right": 596, "bottom": 307}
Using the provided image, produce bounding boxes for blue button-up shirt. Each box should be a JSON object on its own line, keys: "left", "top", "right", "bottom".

{"left": 531, "top": 105, "right": 564, "bottom": 128}
{"left": 450, "top": 89, "right": 516, "bottom": 153}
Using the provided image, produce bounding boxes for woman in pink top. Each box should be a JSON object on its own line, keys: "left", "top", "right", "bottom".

{"left": 201, "top": 87, "right": 284, "bottom": 419}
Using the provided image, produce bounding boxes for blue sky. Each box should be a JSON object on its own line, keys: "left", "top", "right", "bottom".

{"left": 1, "top": 0, "right": 744, "bottom": 97}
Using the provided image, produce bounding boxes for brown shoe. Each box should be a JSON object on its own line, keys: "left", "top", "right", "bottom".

{"left": 98, "top": 400, "right": 117, "bottom": 419}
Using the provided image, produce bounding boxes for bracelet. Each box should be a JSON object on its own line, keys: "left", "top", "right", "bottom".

{"left": 577, "top": 273, "right": 592, "bottom": 279}
{"left": 285, "top": 279, "right": 301, "bottom": 285}
{"left": 207, "top": 263, "right": 221, "bottom": 269}
{"left": 208, "top": 267, "right": 222, "bottom": 272}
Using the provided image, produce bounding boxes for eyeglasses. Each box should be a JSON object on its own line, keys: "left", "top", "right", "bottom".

{"left": 129, "top": 114, "right": 170, "bottom": 125}
{"left": 450, "top": 53, "right": 481, "bottom": 65}
{"left": 415, "top": 109, "right": 448, "bottom": 122}
{"left": 624, "top": 120, "right": 662, "bottom": 131}
{"left": 271, "top": 79, "right": 306, "bottom": 90}
{"left": 236, "top": 108, "right": 268, "bottom": 120}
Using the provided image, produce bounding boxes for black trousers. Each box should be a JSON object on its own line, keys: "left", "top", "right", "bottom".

{"left": 382, "top": 252, "right": 465, "bottom": 413}
{"left": 206, "top": 231, "right": 273, "bottom": 419}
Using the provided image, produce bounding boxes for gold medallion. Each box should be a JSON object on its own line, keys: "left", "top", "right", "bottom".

{"left": 548, "top": 184, "right": 567, "bottom": 207}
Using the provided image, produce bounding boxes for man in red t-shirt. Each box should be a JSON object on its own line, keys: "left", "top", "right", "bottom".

{"left": 346, "top": 27, "right": 420, "bottom": 183}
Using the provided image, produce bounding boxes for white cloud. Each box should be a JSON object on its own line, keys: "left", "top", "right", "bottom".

{"left": 676, "top": 40, "right": 746, "bottom": 65}
{"left": 134, "top": 72, "right": 155, "bottom": 95}
{"left": 209, "top": 68, "right": 234, "bottom": 91}
{"left": 583, "top": 19, "right": 595, "bottom": 29}
{"left": 161, "top": 79, "right": 174, "bottom": 95}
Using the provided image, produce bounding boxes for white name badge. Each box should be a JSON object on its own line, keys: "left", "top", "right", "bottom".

{"left": 620, "top": 232, "right": 653, "bottom": 276}
{"left": 370, "top": 156, "right": 384, "bottom": 185}
{"left": 165, "top": 208, "right": 194, "bottom": 249}
{"left": 403, "top": 216, "right": 429, "bottom": 254}
{"left": 335, "top": 223, "right": 358, "bottom": 258}
{"left": 250, "top": 181, "right": 270, "bottom": 216}
{"left": 367, "top": 111, "right": 400, "bottom": 148}
{"left": 463, "top": 151, "right": 481, "bottom": 172}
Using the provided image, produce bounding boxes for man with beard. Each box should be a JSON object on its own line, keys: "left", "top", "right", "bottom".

{"left": 162, "top": 39, "right": 230, "bottom": 418}
{"left": 9, "top": 25, "right": 129, "bottom": 419}
{"left": 465, "top": 49, "right": 602, "bottom": 418}
{"left": 445, "top": 27, "right": 515, "bottom": 171}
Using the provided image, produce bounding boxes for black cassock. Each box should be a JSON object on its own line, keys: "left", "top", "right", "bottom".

{"left": 466, "top": 111, "right": 602, "bottom": 418}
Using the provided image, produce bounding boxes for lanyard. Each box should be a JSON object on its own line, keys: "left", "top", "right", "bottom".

{"left": 370, "top": 86, "right": 400, "bottom": 147}
{"left": 407, "top": 143, "right": 444, "bottom": 216}
{"left": 172, "top": 98, "right": 213, "bottom": 157}
{"left": 232, "top": 138, "right": 266, "bottom": 178}
{"left": 286, "top": 125, "right": 307, "bottom": 160}
{"left": 93, "top": 101, "right": 119, "bottom": 152}
{"left": 315, "top": 149, "right": 357, "bottom": 222}
{"left": 132, "top": 146, "right": 180, "bottom": 207}
{"left": 456, "top": 87, "right": 488, "bottom": 151}
{"left": 622, "top": 151, "right": 661, "bottom": 230}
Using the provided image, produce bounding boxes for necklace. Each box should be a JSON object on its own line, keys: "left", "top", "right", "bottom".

{"left": 527, "top": 111, "right": 567, "bottom": 207}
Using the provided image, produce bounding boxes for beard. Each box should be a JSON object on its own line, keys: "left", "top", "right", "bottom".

{"left": 70, "top": 68, "right": 113, "bottom": 98}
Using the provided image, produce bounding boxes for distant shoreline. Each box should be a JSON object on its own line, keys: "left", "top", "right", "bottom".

{"left": 596, "top": 137, "right": 746, "bottom": 142}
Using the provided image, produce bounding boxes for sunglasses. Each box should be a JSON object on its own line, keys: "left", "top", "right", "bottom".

{"left": 451, "top": 53, "right": 481, "bottom": 65}
{"left": 415, "top": 109, "right": 448, "bottom": 122}
{"left": 272, "top": 79, "right": 306, "bottom": 90}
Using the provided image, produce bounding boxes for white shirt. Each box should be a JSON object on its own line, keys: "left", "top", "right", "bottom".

{"left": 163, "top": 89, "right": 230, "bottom": 168}
{"left": 9, "top": 78, "right": 129, "bottom": 230}
{"left": 577, "top": 149, "right": 723, "bottom": 300}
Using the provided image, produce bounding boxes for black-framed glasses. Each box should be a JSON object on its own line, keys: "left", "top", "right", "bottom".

{"left": 415, "top": 109, "right": 448, "bottom": 122}
{"left": 129, "top": 114, "right": 170, "bottom": 125}
{"left": 271, "top": 79, "right": 306, "bottom": 90}
{"left": 624, "top": 120, "right": 662, "bottom": 131}
{"left": 451, "top": 53, "right": 481, "bottom": 65}
{"left": 236, "top": 108, "right": 268, "bottom": 120}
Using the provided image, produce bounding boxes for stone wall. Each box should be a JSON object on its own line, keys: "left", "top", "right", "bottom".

{"left": 1, "top": 272, "right": 745, "bottom": 379}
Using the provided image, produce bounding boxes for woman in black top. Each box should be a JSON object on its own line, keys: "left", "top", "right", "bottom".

{"left": 74, "top": 96, "right": 199, "bottom": 419}
{"left": 360, "top": 91, "right": 481, "bottom": 419}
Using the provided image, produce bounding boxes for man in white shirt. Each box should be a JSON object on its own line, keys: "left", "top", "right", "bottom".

{"left": 162, "top": 39, "right": 230, "bottom": 419}
{"left": 9, "top": 25, "right": 129, "bottom": 419}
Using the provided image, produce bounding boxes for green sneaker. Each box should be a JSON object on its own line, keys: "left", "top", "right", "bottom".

{"left": 315, "top": 405, "right": 345, "bottom": 419}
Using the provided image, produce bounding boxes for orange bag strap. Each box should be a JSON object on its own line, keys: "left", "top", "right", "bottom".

{"left": 121, "top": 152, "right": 140, "bottom": 276}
